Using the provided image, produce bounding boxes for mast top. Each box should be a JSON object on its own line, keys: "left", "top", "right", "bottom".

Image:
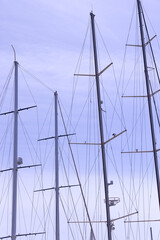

{"left": 137, "top": 0, "right": 142, "bottom": 7}
{"left": 90, "top": 11, "right": 95, "bottom": 17}
{"left": 11, "top": 45, "right": 17, "bottom": 62}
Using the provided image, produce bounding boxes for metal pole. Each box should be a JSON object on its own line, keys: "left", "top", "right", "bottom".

{"left": 55, "top": 91, "right": 60, "bottom": 240}
{"left": 137, "top": 0, "right": 160, "bottom": 208}
{"left": 150, "top": 227, "right": 153, "bottom": 240}
{"left": 11, "top": 61, "right": 18, "bottom": 240}
{"left": 90, "top": 12, "right": 112, "bottom": 240}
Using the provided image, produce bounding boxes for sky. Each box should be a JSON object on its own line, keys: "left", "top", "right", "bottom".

{"left": 0, "top": 0, "right": 159, "bottom": 88}
{"left": 0, "top": 0, "right": 159, "bottom": 99}
{"left": 0, "top": 0, "right": 160, "bottom": 240}
{"left": 0, "top": 0, "right": 159, "bottom": 100}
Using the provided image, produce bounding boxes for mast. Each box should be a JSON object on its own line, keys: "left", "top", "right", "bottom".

{"left": 137, "top": 0, "right": 160, "bottom": 208}
{"left": 90, "top": 12, "right": 112, "bottom": 240}
{"left": 11, "top": 60, "right": 18, "bottom": 240}
{"left": 55, "top": 91, "right": 60, "bottom": 240}
{"left": 150, "top": 227, "right": 153, "bottom": 240}
{"left": 0, "top": 50, "right": 44, "bottom": 240}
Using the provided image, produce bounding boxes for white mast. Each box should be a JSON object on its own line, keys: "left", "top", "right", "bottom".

{"left": 0, "top": 49, "right": 44, "bottom": 240}
{"left": 36, "top": 91, "right": 60, "bottom": 240}
{"left": 55, "top": 91, "right": 60, "bottom": 240}
{"left": 11, "top": 59, "right": 18, "bottom": 240}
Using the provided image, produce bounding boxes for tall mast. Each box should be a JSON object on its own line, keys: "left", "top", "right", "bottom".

{"left": 55, "top": 91, "right": 60, "bottom": 240}
{"left": 11, "top": 60, "right": 18, "bottom": 240}
{"left": 90, "top": 12, "right": 112, "bottom": 240}
{"left": 150, "top": 227, "right": 153, "bottom": 240}
{"left": 137, "top": 0, "right": 160, "bottom": 208}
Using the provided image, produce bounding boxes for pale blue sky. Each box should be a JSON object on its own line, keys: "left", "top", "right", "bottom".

{"left": 0, "top": 1, "right": 159, "bottom": 96}
{"left": 1, "top": 0, "right": 159, "bottom": 96}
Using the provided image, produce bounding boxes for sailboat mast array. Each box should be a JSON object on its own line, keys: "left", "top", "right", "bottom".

{"left": 90, "top": 12, "right": 112, "bottom": 240}
{"left": 1, "top": 2, "right": 160, "bottom": 239}
{"left": 137, "top": 0, "right": 160, "bottom": 208}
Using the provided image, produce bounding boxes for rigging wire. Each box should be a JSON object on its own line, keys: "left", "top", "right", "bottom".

{"left": 0, "top": 64, "right": 14, "bottom": 112}
{"left": 58, "top": 99, "right": 96, "bottom": 239}
{"left": 120, "top": 2, "right": 160, "bottom": 239}
{"left": 18, "top": 64, "right": 55, "bottom": 93}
